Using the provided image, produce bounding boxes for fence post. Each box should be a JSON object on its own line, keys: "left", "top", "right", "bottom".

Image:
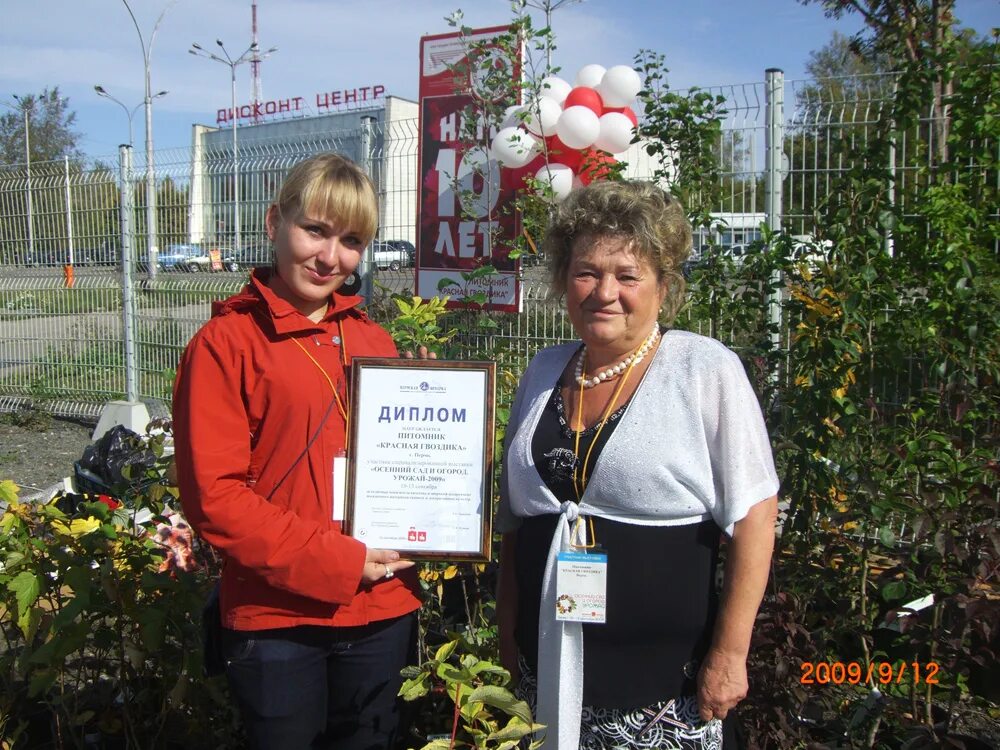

{"left": 119, "top": 145, "right": 139, "bottom": 403}
{"left": 885, "top": 79, "right": 897, "bottom": 259}
{"left": 764, "top": 68, "right": 785, "bottom": 370}
{"left": 91, "top": 145, "right": 150, "bottom": 440}
{"left": 359, "top": 115, "right": 376, "bottom": 304}
{"left": 64, "top": 156, "right": 75, "bottom": 267}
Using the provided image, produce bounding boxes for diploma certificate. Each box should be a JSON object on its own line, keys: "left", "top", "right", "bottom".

{"left": 345, "top": 358, "right": 495, "bottom": 561}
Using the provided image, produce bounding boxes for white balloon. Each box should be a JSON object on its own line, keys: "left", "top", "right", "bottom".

{"left": 534, "top": 163, "right": 575, "bottom": 202}
{"left": 539, "top": 76, "right": 572, "bottom": 105}
{"left": 597, "top": 65, "right": 643, "bottom": 108}
{"left": 490, "top": 127, "right": 540, "bottom": 168}
{"left": 523, "top": 97, "right": 562, "bottom": 137}
{"left": 500, "top": 105, "right": 525, "bottom": 130}
{"left": 574, "top": 64, "right": 607, "bottom": 90}
{"left": 594, "top": 112, "right": 634, "bottom": 154}
{"left": 556, "top": 105, "right": 600, "bottom": 150}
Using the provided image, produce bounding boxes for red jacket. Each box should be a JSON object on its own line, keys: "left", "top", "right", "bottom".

{"left": 172, "top": 269, "right": 421, "bottom": 630}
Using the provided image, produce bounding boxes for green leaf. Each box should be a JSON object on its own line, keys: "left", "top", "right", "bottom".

{"left": 9, "top": 570, "right": 41, "bottom": 615}
{"left": 488, "top": 716, "right": 536, "bottom": 742}
{"left": 437, "top": 662, "right": 471, "bottom": 683}
{"left": 17, "top": 605, "right": 42, "bottom": 641}
{"left": 27, "top": 668, "right": 57, "bottom": 698}
{"left": 466, "top": 685, "right": 533, "bottom": 724}
{"left": 877, "top": 210, "right": 898, "bottom": 231}
{"left": 466, "top": 264, "right": 498, "bottom": 281}
{"left": 398, "top": 675, "right": 429, "bottom": 701}
{"left": 138, "top": 606, "right": 166, "bottom": 651}
{"left": 72, "top": 709, "right": 96, "bottom": 727}
{"left": 881, "top": 580, "right": 907, "bottom": 602}
{"left": 52, "top": 593, "right": 89, "bottom": 630}
{"left": 434, "top": 638, "right": 459, "bottom": 663}
{"left": 470, "top": 660, "right": 510, "bottom": 679}
{"left": 0, "top": 480, "right": 19, "bottom": 505}
{"left": 878, "top": 527, "right": 896, "bottom": 547}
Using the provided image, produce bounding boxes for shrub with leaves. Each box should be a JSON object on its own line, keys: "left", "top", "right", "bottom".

{"left": 400, "top": 635, "right": 543, "bottom": 750}
{"left": 0, "top": 433, "right": 239, "bottom": 748}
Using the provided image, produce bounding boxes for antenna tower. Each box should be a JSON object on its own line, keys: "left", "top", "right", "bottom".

{"left": 250, "top": 1, "right": 262, "bottom": 123}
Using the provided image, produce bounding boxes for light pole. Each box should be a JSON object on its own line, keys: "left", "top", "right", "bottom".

{"left": 95, "top": 85, "right": 166, "bottom": 147}
{"left": 9, "top": 95, "right": 34, "bottom": 260}
{"left": 121, "top": 0, "right": 174, "bottom": 281}
{"left": 190, "top": 40, "right": 276, "bottom": 255}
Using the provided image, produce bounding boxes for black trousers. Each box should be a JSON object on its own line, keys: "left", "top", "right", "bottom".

{"left": 222, "top": 613, "right": 417, "bottom": 750}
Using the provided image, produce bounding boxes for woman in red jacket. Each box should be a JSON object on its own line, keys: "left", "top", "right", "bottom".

{"left": 173, "top": 153, "right": 420, "bottom": 750}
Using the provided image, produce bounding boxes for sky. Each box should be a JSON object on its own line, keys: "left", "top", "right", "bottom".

{"left": 1, "top": 0, "right": 997, "bottom": 162}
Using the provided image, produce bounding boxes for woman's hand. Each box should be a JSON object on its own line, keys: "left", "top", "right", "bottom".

{"left": 402, "top": 345, "right": 438, "bottom": 359}
{"left": 697, "top": 496, "right": 778, "bottom": 721}
{"left": 361, "top": 548, "right": 414, "bottom": 585}
{"left": 696, "top": 649, "right": 748, "bottom": 721}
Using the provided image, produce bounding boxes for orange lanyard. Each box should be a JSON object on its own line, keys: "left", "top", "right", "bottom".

{"left": 290, "top": 319, "right": 351, "bottom": 448}
{"left": 571, "top": 350, "right": 639, "bottom": 500}
{"left": 568, "top": 352, "right": 639, "bottom": 550}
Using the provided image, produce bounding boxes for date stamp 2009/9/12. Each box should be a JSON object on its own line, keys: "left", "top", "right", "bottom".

{"left": 801, "top": 661, "right": 940, "bottom": 686}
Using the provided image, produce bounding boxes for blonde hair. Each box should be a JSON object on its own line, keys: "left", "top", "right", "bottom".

{"left": 543, "top": 181, "right": 693, "bottom": 324}
{"left": 273, "top": 153, "right": 378, "bottom": 244}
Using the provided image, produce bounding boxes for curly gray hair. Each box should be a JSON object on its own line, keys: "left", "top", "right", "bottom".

{"left": 542, "top": 181, "right": 692, "bottom": 324}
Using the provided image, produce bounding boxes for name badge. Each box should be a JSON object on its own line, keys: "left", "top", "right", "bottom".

{"left": 555, "top": 551, "right": 607, "bottom": 623}
{"left": 332, "top": 454, "right": 347, "bottom": 522}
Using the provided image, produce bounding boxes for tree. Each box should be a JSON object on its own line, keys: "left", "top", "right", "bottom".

{"left": 0, "top": 86, "right": 82, "bottom": 166}
{"left": 796, "top": 0, "right": 963, "bottom": 167}
{"left": 783, "top": 32, "right": 896, "bottom": 224}
{"left": 156, "top": 176, "right": 190, "bottom": 247}
{"left": 797, "top": 30, "right": 892, "bottom": 106}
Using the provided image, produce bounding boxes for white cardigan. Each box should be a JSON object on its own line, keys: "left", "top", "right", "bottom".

{"left": 497, "top": 329, "right": 780, "bottom": 749}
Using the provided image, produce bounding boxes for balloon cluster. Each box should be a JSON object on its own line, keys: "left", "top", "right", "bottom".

{"left": 490, "top": 64, "right": 642, "bottom": 201}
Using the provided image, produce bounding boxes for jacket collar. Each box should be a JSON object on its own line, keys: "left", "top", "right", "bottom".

{"left": 212, "top": 267, "right": 364, "bottom": 335}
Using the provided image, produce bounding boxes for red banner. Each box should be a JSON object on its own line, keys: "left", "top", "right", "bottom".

{"left": 415, "top": 26, "right": 522, "bottom": 312}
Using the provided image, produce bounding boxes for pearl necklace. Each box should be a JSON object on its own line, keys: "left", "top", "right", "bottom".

{"left": 574, "top": 323, "right": 661, "bottom": 389}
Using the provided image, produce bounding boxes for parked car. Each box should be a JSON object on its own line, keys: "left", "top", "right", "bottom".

{"left": 184, "top": 246, "right": 239, "bottom": 272}
{"left": 370, "top": 240, "right": 415, "bottom": 271}
{"left": 157, "top": 244, "right": 203, "bottom": 272}
{"left": 520, "top": 250, "right": 546, "bottom": 268}
{"left": 224, "top": 241, "right": 272, "bottom": 271}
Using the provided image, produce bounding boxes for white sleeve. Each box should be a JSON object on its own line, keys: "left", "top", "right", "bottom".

{"left": 494, "top": 358, "right": 534, "bottom": 534}
{"left": 702, "top": 348, "right": 780, "bottom": 536}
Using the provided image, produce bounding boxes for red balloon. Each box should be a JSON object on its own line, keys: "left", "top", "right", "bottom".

{"left": 545, "top": 135, "right": 584, "bottom": 170}
{"left": 563, "top": 86, "right": 604, "bottom": 115}
{"left": 578, "top": 149, "right": 616, "bottom": 185}
{"left": 603, "top": 105, "right": 638, "bottom": 126}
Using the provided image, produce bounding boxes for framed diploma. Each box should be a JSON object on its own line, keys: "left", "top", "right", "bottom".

{"left": 344, "top": 358, "right": 496, "bottom": 562}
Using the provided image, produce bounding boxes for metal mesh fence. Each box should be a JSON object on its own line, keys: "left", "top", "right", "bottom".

{"left": 0, "top": 70, "right": 991, "bottom": 421}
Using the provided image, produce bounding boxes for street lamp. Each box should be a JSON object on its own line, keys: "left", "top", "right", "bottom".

{"left": 190, "top": 40, "right": 277, "bottom": 255}
{"left": 95, "top": 85, "right": 167, "bottom": 147}
{"left": 120, "top": 0, "right": 175, "bottom": 281}
{"left": 9, "top": 94, "right": 34, "bottom": 260}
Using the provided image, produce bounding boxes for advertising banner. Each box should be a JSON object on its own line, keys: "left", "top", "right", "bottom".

{"left": 416, "top": 26, "right": 522, "bottom": 312}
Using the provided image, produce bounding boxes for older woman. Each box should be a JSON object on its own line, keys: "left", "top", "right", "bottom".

{"left": 496, "top": 181, "right": 779, "bottom": 749}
